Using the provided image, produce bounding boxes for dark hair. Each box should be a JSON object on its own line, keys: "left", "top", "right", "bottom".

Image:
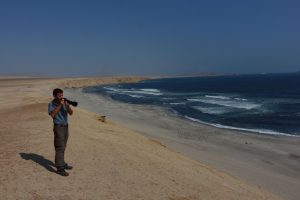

{"left": 53, "top": 88, "right": 63, "bottom": 97}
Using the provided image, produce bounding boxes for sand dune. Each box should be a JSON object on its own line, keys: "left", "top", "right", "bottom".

{"left": 58, "top": 76, "right": 149, "bottom": 88}
{"left": 0, "top": 77, "right": 281, "bottom": 200}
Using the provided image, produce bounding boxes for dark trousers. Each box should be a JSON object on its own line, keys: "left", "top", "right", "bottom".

{"left": 53, "top": 124, "right": 69, "bottom": 169}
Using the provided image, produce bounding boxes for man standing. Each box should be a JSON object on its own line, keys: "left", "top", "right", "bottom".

{"left": 48, "top": 88, "right": 73, "bottom": 176}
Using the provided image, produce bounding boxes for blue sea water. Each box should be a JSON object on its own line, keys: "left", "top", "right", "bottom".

{"left": 83, "top": 73, "right": 300, "bottom": 136}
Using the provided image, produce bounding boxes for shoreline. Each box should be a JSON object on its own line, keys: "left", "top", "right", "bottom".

{"left": 65, "top": 85, "right": 300, "bottom": 200}
{"left": 0, "top": 76, "right": 287, "bottom": 200}
{"left": 76, "top": 81, "right": 298, "bottom": 137}
{"left": 79, "top": 77, "right": 300, "bottom": 137}
{"left": 182, "top": 115, "right": 298, "bottom": 137}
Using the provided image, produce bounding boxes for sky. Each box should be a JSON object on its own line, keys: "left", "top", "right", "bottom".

{"left": 0, "top": 0, "right": 299, "bottom": 77}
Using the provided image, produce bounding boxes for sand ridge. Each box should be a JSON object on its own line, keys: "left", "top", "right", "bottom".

{"left": 0, "top": 77, "right": 282, "bottom": 200}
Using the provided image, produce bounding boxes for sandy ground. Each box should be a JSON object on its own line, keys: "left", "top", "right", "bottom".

{"left": 0, "top": 77, "right": 283, "bottom": 200}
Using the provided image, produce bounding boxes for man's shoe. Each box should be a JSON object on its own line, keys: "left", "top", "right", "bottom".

{"left": 64, "top": 164, "right": 73, "bottom": 170}
{"left": 57, "top": 169, "right": 69, "bottom": 176}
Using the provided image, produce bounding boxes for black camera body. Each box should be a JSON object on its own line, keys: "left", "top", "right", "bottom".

{"left": 63, "top": 98, "right": 78, "bottom": 107}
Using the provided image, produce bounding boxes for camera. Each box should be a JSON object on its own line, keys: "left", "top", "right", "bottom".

{"left": 63, "top": 98, "right": 78, "bottom": 107}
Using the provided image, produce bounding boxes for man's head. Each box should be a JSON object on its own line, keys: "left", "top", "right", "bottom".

{"left": 53, "top": 88, "right": 63, "bottom": 100}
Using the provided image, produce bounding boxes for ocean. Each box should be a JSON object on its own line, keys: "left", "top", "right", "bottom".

{"left": 83, "top": 72, "right": 300, "bottom": 136}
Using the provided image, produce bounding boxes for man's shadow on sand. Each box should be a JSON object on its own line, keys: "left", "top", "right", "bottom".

{"left": 19, "top": 153, "right": 56, "bottom": 173}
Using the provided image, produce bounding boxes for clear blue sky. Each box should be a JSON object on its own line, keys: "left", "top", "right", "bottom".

{"left": 0, "top": 0, "right": 299, "bottom": 77}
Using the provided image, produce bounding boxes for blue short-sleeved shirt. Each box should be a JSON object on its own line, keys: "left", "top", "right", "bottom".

{"left": 48, "top": 100, "right": 68, "bottom": 125}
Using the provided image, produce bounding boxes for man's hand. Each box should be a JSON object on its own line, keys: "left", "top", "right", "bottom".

{"left": 50, "top": 102, "right": 63, "bottom": 119}
{"left": 60, "top": 98, "right": 65, "bottom": 105}
{"left": 65, "top": 100, "right": 73, "bottom": 115}
{"left": 65, "top": 99, "right": 70, "bottom": 107}
{"left": 50, "top": 98, "right": 73, "bottom": 118}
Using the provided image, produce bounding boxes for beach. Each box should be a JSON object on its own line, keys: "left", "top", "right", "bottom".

{"left": 65, "top": 84, "right": 300, "bottom": 200}
{"left": 0, "top": 76, "right": 294, "bottom": 200}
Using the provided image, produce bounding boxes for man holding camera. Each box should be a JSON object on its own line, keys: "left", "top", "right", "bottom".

{"left": 48, "top": 88, "right": 73, "bottom": 176}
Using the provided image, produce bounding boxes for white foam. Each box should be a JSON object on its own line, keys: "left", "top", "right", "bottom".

{"left": 205, "top": 95, "right": 231, "bottom": 100}
{"left": 187, "top": 98, "right": 260, "bottom": 110}
{"left": 169, "top": 102, "right": 186, "bottom": 105}
{"left": 234, "top": 98, "right": 247, "bottom": 101}
{"left": 103, "top": 86, "right": 120, "bottom": 92}
{"left": 140, "top": 88, "right": 161, "bottom": 93}
{"left": 103, "top": 87, "right": 162, "bottom": 96}
{"left": 183, "top": 116, "right": 296, "bottom": 137}
{"left": 211, "top": 124, "right": 294, "bottom": 137}
{"left": 192, "top": 106, "right": 229, "bottom": 114}
{"left": 122, "top": 89, "right": 162, "bottom": 96}
{"left": 128, "top": 94, "right": 144, "bottom": 98}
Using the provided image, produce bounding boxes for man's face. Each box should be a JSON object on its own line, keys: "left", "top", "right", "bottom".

{"left": 55, "top": 92, "right": 64, "bottom": 100}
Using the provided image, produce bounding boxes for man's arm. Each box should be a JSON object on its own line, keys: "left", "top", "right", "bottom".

{"left": 65, "top": 101, "right": 73, "bottom": 115}
{"left": 49, "top": 98, "right": 65, "bottom": 119}
{"left": 50, "top": 104, "right": 63, "bottom": 119}
{"left": 66, "top": 105, "right": 73, "bottom": 115}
